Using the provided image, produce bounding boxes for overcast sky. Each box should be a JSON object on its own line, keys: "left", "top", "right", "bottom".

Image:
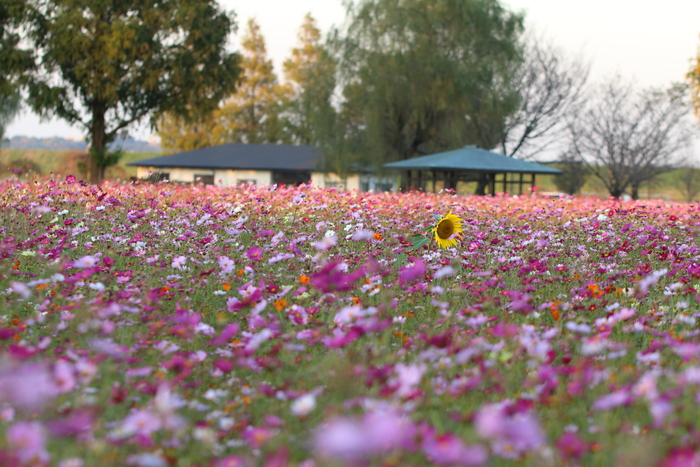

{"left": 7, "top": 0, "right": 700, "bottom": 144}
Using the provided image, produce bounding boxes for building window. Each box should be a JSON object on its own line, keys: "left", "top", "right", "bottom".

{"left": 146, "top": 172, "right": 169, "bottom": 182}
{"left": 324, "top": 179, "right": 346, "bottom": 190}
{"left": 194, "top": 174, "right": 215, "bottom": 185}
{"left": 237, "top": 179, "right": 257, "bottom": 186}
{"left": 272, "top": 171, "right": 311, "bottom": 187}
{"left": 360, "top": 182, "right": 370, "bottom": 192}
{"left": 375, "top": 182, "right": 393, "bottom": 192}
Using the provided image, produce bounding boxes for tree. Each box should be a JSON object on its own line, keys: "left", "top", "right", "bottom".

{"left": 689, "top": 34, "right": 700, "bottom": 119}
{"left": 0, "top": 0, "right": 35, "bottom": 99}
{"left": 157, "top": 18, "right": 286, "bottom": 152}
{"left": 499, "top": 33, "right": 590, "bottom": 160}
{"left": 282, "top": 13, "right": 337, "bottom": 147}
{"left": 23, "top": 0, "right": 242, "bottom": 182}
{"left": 569, "top": 79, "right": 693, "bottom": 199}
{"left": 331, "top": 0, "right": 523, "bottom": 173}
{"left": 0, "top": 92, "right": 21, "bottom": 152}
{"left": 675, "top": 156, "right": 700, "bottom": 203}
{"left": 553, "top": 148, "right": 588, "bottom": 195}
{"left": 217, "top": 18, "right": 287, "bottom": 144}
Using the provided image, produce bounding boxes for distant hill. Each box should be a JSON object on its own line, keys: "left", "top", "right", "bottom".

{"left": 6, "top": 135, "right": 161, "bottom": 153}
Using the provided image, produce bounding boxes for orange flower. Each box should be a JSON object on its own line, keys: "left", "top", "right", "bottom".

{"left": 299, "top": 275, "right": 310, "bottom": 284}
{"left": 373, "top": 233, "right": 383, "bottom": 241}
{"left": 274, "top": 298, "right": 288, "bottom": 311}
{"left": 236, "top": 269, "right": 244, "bottom": 277}
{"left": 222, "top": 283, "right": 231, "bottom": 291}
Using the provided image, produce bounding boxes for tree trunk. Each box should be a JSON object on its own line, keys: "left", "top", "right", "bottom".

{"left": 90, "top": 101, "right": 107, "bottom": 184}
{"left": 630, "top": 183, "right": 639, "bottom": 200}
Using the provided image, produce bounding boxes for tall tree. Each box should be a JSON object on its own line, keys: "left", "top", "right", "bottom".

{"left": 282, "top": 13, "right": 337, "bottom": 147}
{"left": 0, "top": 0, "right": 34, "bottom": 99}
{"left": 689, "top": 34, "right": 700, "bottom": 120}
{"left": 569, "top": 78, "right": 693, "bottom": 199}
{"left": 331, "top": 0, "right": 523, "bottom": 172}
{"left": 218, "top": 18, "right": 287, "bottom": 144}
{"left": 157, "top": 18, "right": 286, "bottom": 151}
{"left": 499, "top": 33, "right": 590, "bottom": 160}
{"left": 23, "top": 0, "right": 242, "bottom": 182}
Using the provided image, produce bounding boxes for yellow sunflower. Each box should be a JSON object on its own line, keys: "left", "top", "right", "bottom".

{"left": 433, "top": 211, "right": 464, "bottom": 249}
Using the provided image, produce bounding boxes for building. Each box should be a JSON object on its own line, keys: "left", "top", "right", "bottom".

{"left": 383, "top": 145, "right": 562, "bottom": 194}
{"left": 128, "top": 143, "right": 398, "bottom": 191}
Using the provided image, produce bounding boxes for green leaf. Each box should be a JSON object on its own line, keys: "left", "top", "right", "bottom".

{"left": 395, "top": 253, "right": 407, "bottom": 269}
{"left": 411, "top": 236, "right": 430, "bottom": 249}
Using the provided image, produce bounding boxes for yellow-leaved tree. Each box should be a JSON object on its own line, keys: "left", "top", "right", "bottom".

{"left": 690, "top": 34, "right": 700, "bottom": 119}
{"left": 157, "top": 18, "right": 287, "bottom": 152}
{"left": 281, "top": 13, "right": 337, "bottom": 146}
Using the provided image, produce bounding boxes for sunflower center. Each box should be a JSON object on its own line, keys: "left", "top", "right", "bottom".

{"left": 436, "top": 219, "right": 455, "bottom": 239}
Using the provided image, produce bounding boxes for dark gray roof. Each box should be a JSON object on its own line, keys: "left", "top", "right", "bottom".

{"left": 128, "top": 144, "right": 324, "bottom": 171}
{"left": 383, "top": 146, "right": 562, "bottom": 174}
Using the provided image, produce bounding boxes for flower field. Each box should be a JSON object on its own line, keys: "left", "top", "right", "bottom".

{"left": 1, "top": 176, "right": 700, "bottom": 467}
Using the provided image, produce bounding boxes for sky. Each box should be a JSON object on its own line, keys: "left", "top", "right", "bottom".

{"left": 6, "top": 0, "right": 700, "bottom": 145}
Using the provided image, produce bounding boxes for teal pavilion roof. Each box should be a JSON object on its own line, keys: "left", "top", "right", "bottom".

{"left": 383, "top": 146, "right": 562, "bottom": 175}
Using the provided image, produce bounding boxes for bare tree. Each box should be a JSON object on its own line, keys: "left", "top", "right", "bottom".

{"left": 675, "top": 156, "right": 700, "bottom": 203}
{"left": 499, "top": 34, "right": 590, "bottom": 160}
{"left": 569, "top": 78, "right": 694, "bottom": 199}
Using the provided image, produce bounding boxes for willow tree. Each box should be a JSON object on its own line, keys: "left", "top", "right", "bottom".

{"left": 23, "top": 0, "right": 242, "bottom": 182}
{"left": 332, "top": 0, "right": 523, "bottom": 171}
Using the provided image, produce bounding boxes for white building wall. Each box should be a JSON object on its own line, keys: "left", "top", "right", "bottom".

{"left": 310, "top": 172, "right": 361, "bottom": 191}
{"left": 136, "top": 166, "right": 392, "bottom": 191}
{"left": 136, "top": 167, "right": 272, "bottom": 187}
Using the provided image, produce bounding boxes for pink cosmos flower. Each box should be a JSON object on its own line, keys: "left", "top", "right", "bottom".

{"left": 0, "top": 361, "right": 57, "bottom": 410}
{"left": 315, "top": 410, "right": 416, "bottom": 461}
{"left": 555, "top": 432, "right": 587, "bottom": 461}
{"left": 399, "top": 258, "right": 426, "bottom": 284}
{"left": 7, "top": 421, "right": 49, "bottom": 465}
{"left": 73, "top": 255, "right": 98, "bottom": 268}
{"left": 592, "top": 390, "right": 629, "bottom": 411}
{"left": 351, "top": 230, "right": 374, "bottom": 241}
{"left": 659, "top": 449, "right": 700, "bottom": 467}
{"left": 9, "top": 282, "right": 31, "bottom": 300}
{"left": 242, "top": 426, "right": 273, "bottom": 449}
{"left": 120, "top": 409, "right": 163, "bottom": 437}
{"left": 218, "top": 256, "right": 235, "bottom": 273}
{"left": 392, "top": 363, "right": 427, "bottom": 397}
{"left": 171, "top": 255, "right": 187, "bottom": 269}
{"left": 475, "top": 401, "right": 545, "bottom": 458}
{"left": 214, "top": 456, "right": 247, "bottom": 467}
{"left": 422, "top": 431, "right": 488, "bottom": 466}
{"left": 53, "top": 360, "right": 76, "bottom": 393}
{"left": 246, "top": 246, "right": 263, "bottom": 262}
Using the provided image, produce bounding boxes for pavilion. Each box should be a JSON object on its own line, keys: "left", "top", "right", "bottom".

{"left": 383, "top": 145, "right": 562, "bottom": 195}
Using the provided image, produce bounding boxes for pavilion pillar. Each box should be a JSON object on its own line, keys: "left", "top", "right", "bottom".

{"left": 432, "top": 170, "right": 437, "bottom": 193}
{"left": 502, "top": 173, "right": 507, "bottom": 195}
{"left": 531, "top": 173, "right": 536, "bottom": 193}
{"left": 519, "top": 173, "right": 523, "bottom": 195}
{"left": 489, "top": 173, "right": 496, "bottom": 195}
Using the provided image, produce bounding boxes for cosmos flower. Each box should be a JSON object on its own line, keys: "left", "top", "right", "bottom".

{"left": 433, "top": 212, "right": 464, "bottom": 249}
